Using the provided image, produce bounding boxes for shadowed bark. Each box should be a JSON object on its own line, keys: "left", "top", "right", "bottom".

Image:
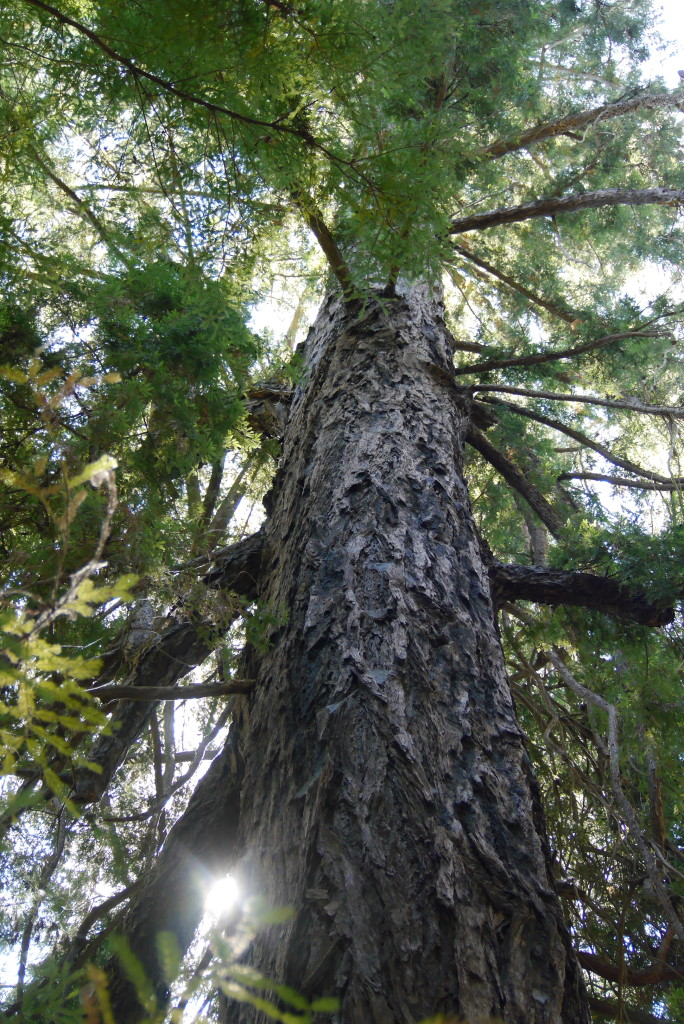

{"left": 107, "top": 725, "right": 244, "bottom": 1020}
{"left": 107, "top": 286, "right": 680, "bottom": 1023}
{"left": 217, "top": 287, "right": 589, "bottom": 1023}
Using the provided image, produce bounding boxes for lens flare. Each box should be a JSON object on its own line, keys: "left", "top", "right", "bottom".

{"left": 205, "top": 874, "right": 240, "bottom": 919}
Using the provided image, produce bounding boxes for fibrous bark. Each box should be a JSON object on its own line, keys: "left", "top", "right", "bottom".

{"left": 222, "top": 287, "right": 588, "bottom": 1023}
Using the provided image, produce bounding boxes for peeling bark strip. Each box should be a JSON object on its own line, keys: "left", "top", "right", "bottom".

{"left": 491, "top": 563, "right": 675, "bottom": 627}
{"left": 227, "top": 287, "right": 588, "bottom": 1023}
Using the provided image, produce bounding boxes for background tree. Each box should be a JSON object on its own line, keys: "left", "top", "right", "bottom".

{"left": 1, "top": 1, "right": 684, "bottom": 1022}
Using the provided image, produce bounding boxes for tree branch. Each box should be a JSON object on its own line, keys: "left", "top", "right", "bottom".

{"left": 452, "top": 243, "right": 577, "bottom": 324}
{"left": 546, "top": 649, "right": 684, "bottom": 946}
{"left": 69, "top": 530, "right": 264, "bottom": 804}
{"left": 559, "top": 472, "right": 684, "bottom": 492}
{"left": 587, "top": 995, "right": 674, "bottom": 1024}
{"left": 452, "top": 326, "right": 668, "bottom": 377}
{"left": 87, "top": 679, "right": 252, "bottom": 702}
{"left": 481, "top": 397, "right": 683, "bottom": 486}
{"left": 20, "top": 0, "right": 350, "bottom": 172}
{"left": 472, "top": 383, "right": 684, "bottom": 418}
{"left": 466, "top": 425, "right": 565, "bottom": 537}
{"left": 295, "top": 197, "right": 356, "bottom": 299}
{"left": 491, "top": 563, "right": 675, "bottom": 626}
{"left": 450, "top": 188, "right": 684, "bottom": 235}
{"left": 578, "top": 951, "right": 684, "bottom": 987}
{"left": 482, "top": 85, "right": 684, "bottom": 160}
{"left": 29, "top": 148, "right": 132, "bottom": 265}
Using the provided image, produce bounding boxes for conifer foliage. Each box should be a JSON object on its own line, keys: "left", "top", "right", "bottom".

{"left": 1, "top": 1, "right": 683, "bottom": 1022}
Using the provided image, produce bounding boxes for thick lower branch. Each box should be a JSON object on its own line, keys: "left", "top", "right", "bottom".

{"left": 578, "top": 951, "right": 684, "bottom": 986}
{"left": 491, "top": 562, "right": 674, "bottom": 626}
{"left": 588, "top": 995, "right": 674, "bottom": 1024}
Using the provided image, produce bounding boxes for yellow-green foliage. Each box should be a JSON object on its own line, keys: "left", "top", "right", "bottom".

{"left": 0, "top": 361, "right": 136, "bottom": 816}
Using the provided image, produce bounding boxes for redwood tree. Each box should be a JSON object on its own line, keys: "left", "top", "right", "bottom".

{"left": 1, "top": 2, "right": 684, "bottom": 1023}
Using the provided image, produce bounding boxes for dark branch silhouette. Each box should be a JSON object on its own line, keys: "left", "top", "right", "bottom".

{"left": 452, "top": 326, "right": 668, "bottom": 377}
{"left": 577, "top": 951, "right": 684, "bottom": 987}
{"left": 481, "top": 397, "right": 683, "bottom": 486}
{"left": 69, "top": 530, "right": 264, "bottom": 804}
{"left": 559, "top": 471, "right": 684, "bottom": 491}
{"left": 466, "top": 425, "right": 565, "bottom": 536}
{"left": 453, "top": 243, "right": 577, "bottom": 323}
{"left": 491, "top": 563, "right": 675, "bottom": 626}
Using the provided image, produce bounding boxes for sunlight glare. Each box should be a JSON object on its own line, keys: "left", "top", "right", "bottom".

{"left": 205, "top": 874, "right": 241, "bottom": 919}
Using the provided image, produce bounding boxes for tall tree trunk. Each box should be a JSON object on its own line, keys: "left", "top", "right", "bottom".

{"left": 228, "top": 286, "right": 589, "bottom": 1023}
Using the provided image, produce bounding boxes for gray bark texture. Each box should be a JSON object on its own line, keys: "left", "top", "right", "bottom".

{"left": 223, "top": 287, "right": 589, "bottom": 1023}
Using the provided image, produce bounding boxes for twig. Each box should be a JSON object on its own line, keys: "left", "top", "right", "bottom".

{"left": 546, "top": 648, "right": 684, "bottom": 945}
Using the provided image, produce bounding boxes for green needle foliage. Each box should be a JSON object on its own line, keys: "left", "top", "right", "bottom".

{"left": 0, "top": 0, "right": 683, "bottom": 1021}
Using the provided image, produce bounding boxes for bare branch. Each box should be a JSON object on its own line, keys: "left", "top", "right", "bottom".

{"left": 70, "top": 530, "right": 264, "bottom": 804}
{"left": 103, "top": 706, "right": 232, "bottom": 824}
{"left": 559, "top": 472, "right": 684, "bottom": 492}
{"left": 472, "top": 383, "right": 684, "bottom": 418}
{"left": 452, "top": 326, "right": 668, "bottom": 377}
{"left": 466, "top": 425, "right": 565, "bottom": 537}
{"left": 450, "top": 188, "right": 684, "bottom": 235}
{"left": 482, "top": 85, "right": 684, "bottom": 160}
{"left": 295, "top": 196, "right": 356, "bottom": 298}
{"left": 546, "top": 649, "right": 684, "bottom": 946}
{"left": 452, "top": 243, "right": 577, "bottom": 324}
{"left": 481, "top": 397, "right": 681, "bottom": 485}
{"left": 87, "top": 680, "right": 252, "bottom": 702}
{"left": 491, "top": 563, "right": 674, "bottom": 626}
{"left": 66, "top": 880, "right": 144, "bottom": 968}
{"left": 29, "top": 149, "right": 132, "bottom": 265}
